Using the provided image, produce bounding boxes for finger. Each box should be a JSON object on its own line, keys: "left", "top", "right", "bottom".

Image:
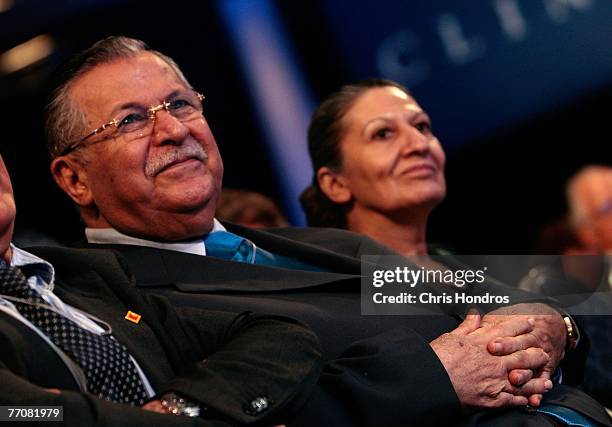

{"left": 479, "top": 314, "right": 500, "bottom": 329}
{"left": 45, "top": 388, "right": 62, "bottom": 395}
{"left": 537, "top": 369, "right": 552, "bottom": 381}
{"left": 505, "top": 378, "right": 553, "bottom": 397}
{"left": 528, "top": 394, "right": 543, "bottom": 407}
{"left": 142, "top": 400, "right": 169, "bottom": 414}
{"left": 493, "top": 392, "right": 529, "bottom": 408}
{"left": 452, "top": 310, "right": 481, "bottom": 335}
{"left": 485, "top": 317, "right": 536, "bottom": 340}
{"left": 508, "top": 369, "right": 533, "bottom": 386}
{"left": 504, "top": 348, "right": 549, "bottom": 371}
{"left": 488, "top": 331, "right": 539, "bottom": 355}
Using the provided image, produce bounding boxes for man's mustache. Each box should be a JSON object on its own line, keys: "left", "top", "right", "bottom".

{"left": 145, "top": 141, "right": 208, "bottom": 177}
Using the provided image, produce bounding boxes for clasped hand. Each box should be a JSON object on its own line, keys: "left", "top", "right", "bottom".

{"left": 431, "top": 304, "right": 566, "bottom": 412}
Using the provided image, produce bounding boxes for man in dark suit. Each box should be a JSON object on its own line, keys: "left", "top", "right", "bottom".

{"left": 0, "top": 154, "right": 322, "bottom": 425}
{"left": 46, "top": 36, "right": 611, "bottom": 425}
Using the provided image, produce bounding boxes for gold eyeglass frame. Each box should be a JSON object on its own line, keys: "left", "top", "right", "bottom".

{"left": 58, "top": 92, "right": 205, "bottom": 156}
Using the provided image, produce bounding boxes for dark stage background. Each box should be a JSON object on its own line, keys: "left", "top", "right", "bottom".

{"left": 0, "top": 0, "right": 610, "bottom": 252}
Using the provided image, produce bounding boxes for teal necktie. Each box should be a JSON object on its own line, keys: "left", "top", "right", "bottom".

{"left": 204, "top": 231, "right": 324, "bottom": 271}
{"left": 204, "top": 231, "right": 255, "bottom": 263}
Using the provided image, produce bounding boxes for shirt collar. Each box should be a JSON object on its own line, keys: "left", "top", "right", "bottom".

{"left": 85, "top": 218, "right": 227, "bottom": 256}
{"left": 8, "top": 244, "right": 55, "bottom": 288}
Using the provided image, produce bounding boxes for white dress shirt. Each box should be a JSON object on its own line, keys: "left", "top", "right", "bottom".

{"left": 85, "top": 218, "right": 227, "bottom": 256}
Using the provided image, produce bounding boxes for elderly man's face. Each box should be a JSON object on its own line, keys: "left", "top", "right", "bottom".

{"left": 577, "top": 170, "right": 612, "bottom": 252}
{"left": 0, "top": 154, "right": 16, "bottom": 262}
{"left": 59, "top": 52, "right": 223, "bottom": 241}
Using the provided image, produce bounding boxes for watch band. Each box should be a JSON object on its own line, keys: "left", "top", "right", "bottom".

{"left": 562, "top": 315, "right": 579, "bottom": 351}
{"left": 160, "top": 392, "right": 201, "bottom": 417}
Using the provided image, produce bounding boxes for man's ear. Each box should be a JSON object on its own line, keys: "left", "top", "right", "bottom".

{"left": 317, "top": 166, "right": 352, "bottom": 204}
{"left": 50, "top": 156, "right": 94, "bottom": 208}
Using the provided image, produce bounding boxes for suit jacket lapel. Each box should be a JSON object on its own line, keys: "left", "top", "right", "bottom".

{"left": 223, "top": 222, "right": 363, "bottom": 274}
{"left": 101, "top": 244, "right": 359, "bottom": 293}
{"left": 49, "top": 262, "right": 185, "bottom": 390}
{"left": 72, "top": 225, "right": 367, "bottom": 292}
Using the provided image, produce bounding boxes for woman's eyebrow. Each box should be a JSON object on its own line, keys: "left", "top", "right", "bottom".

{"left": 408, "top": 111, "right": 430, "bottom": 121}
{"left": 361, "top": 116, "right": 392, "bottom": 136}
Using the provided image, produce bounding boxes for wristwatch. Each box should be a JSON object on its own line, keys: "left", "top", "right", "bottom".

{"left": 160, "top": 392, "right": 201, "bottom": 417}
{"left": 562, "top": 315, "right": 579, "bottom": 351}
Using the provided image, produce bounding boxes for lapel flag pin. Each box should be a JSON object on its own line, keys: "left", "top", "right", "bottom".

{"left": 125, "top": 310, "right": 142, "bottom": 324}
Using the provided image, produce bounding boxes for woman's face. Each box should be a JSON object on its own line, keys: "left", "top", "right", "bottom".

{"left": 334, "top": 86, "right": 446, "bottom": 219}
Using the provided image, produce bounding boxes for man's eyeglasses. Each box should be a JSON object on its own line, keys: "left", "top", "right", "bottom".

{"left": 59, "top": 90, "right": 205, "bottom": 156}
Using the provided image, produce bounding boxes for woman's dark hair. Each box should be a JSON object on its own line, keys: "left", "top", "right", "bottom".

{"left": 300, "top": 78, "right": 411, "bottom": 228}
